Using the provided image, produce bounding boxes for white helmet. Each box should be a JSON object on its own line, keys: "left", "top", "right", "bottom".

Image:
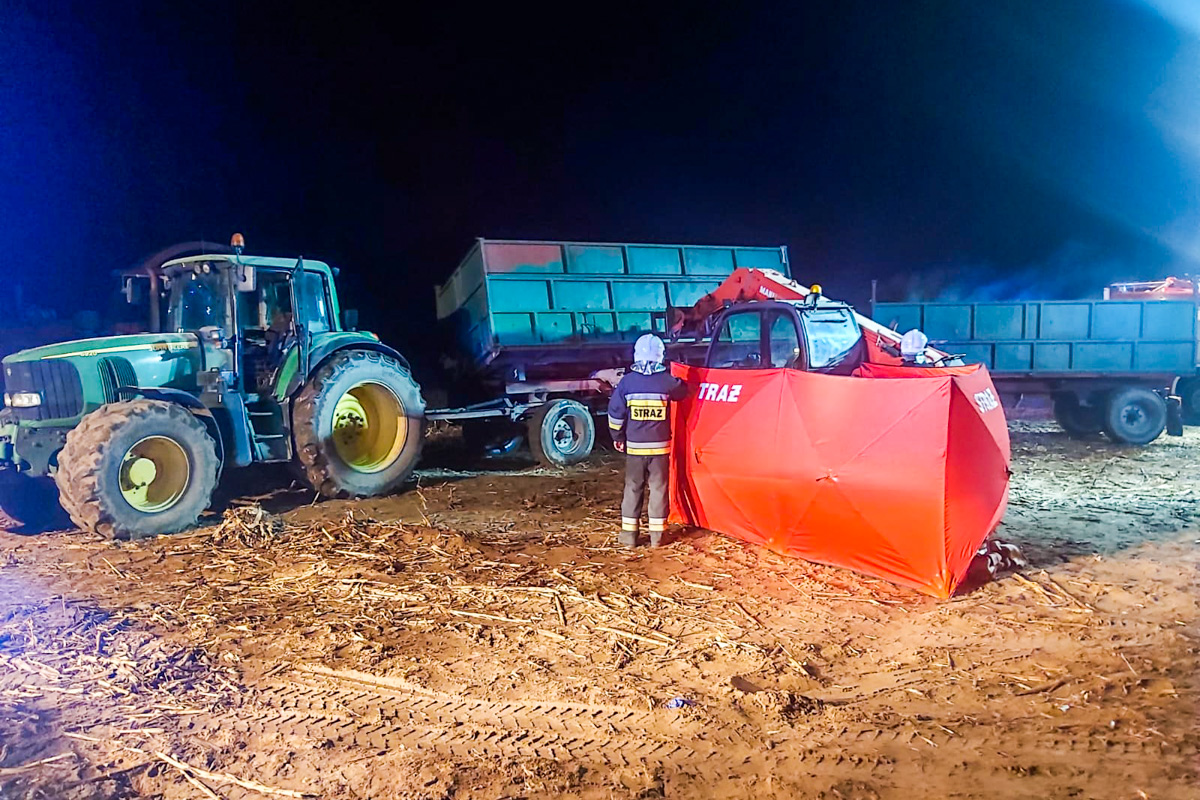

{"left": 634, "top": 333, "right": 666, "bottom": 364}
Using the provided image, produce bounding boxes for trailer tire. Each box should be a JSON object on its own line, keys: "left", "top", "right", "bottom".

{"left": 527, "top": 399, "right": 595, "bottom": 467}
{"left": 1052, "top": 395, "right": 1103, "bottom": 437}
{"left": 0, "top": 472, "right": 68, "bottom": 534}
{"left": 1103, "top": 388, "right": 1167, "bottom": 445}
{"left": 1178, "top": 378, "right": 1200, "bottom": 426}
{"left": 55, "top": 400, "right": 219, "bottom": 539}
{"left": 293, "top": 350, "right": 425, "bottom": 498}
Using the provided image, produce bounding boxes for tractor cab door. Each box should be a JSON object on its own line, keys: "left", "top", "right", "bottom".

{"left": 232, "top": 266, "right": 331, "bottom": 464}
{"left": 288, "top": 268, "right": 334, "bottom": 384}
{"left": 236, "top": 269, "right": 296, "bottom": 394}
{"left": 235, "top": 268, "right": 334, "bottom": 394}
{"left": 705, "top": 304, "right": 805, "bottom": 370}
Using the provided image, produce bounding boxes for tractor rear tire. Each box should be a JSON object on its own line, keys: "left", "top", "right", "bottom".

{"left": 292, "top": 350, "right": 425, "bottom": 498}
{"left": 1052, "top": 395, "right": 1103, "bottom": 438}
{"left": 1103, "top": 387, "right": 1167, "bottom": 445}
{"left": 527, "top": 399, "right": 595, "bottom": 467}
{"left": 0, "top": 472, "right": 68, "bottom": 534}
{"left": 55, "top": 400, "right": 219, "bottom": 539}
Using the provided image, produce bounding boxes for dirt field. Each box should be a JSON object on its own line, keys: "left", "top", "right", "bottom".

{"left": 1, "top": 422, "right": 1198, "bottom": 799}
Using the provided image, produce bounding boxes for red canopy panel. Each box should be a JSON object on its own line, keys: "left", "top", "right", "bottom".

{"left": 668, "top": 362, "right": 1010, "bottom": 598}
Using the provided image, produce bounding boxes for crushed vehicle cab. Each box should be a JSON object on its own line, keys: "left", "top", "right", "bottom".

{"left": 667, "top": 283, "right": 1011, "bottom": 599}
{"left": 0, "top": 239, "right": 424, "bottom": 539}
{"left": 702, "top": 296, "right": 869, "bottom": 375}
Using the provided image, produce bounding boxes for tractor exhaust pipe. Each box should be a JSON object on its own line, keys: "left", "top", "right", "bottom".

{"left": 140, "top": 263, "right": 161, "bottom": 333}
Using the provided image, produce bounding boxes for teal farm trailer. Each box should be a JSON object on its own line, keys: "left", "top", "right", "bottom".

{"left": 432, "top": 239, "right": 790, "bottom": 464}
{"left": 873, "top": 294, "right": 1200, "bottom": 445}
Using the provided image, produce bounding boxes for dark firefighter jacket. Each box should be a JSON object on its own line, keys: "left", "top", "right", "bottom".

{"left": 607, "top": 368, "right": 688, "bottom": 456}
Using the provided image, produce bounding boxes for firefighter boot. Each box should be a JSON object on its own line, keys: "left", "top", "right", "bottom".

{"left": 648, "top": 518, "right": 666, "bottom": 548}
{"left": 619, "top": 518, "right": 639, "bottom": 548}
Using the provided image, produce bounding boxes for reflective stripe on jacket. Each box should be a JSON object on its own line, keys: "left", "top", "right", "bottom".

{"left": 607, "top": 369, "right": 687, "bottom": 454}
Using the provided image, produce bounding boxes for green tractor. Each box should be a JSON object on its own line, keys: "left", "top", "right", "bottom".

{"left": 0, "top": 237, "right": 424, "bottom": 538}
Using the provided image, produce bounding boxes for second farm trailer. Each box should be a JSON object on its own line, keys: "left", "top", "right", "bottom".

{"left": 874, "top": 279, "right": 1200, "bottom": 444}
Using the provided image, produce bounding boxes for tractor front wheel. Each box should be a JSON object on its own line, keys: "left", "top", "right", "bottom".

{"left": 55, "top": 400, "right": 219, "bottom": 539}
{"left": 292, "top": 350, "right": 425, "bottom": 497}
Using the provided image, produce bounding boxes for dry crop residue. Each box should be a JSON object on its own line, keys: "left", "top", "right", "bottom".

{"left": 0, "top": 424, "right": 1198, "bottom": 798}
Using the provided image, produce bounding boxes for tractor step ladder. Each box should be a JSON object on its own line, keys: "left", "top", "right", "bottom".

{"left": 246, "top": 402, "right": 292, "bottom": 462}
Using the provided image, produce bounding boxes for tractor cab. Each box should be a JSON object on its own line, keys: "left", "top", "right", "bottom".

{"left": 705, "top": 294, "right": 866, "bottom": 376}
{"left": 157, "top": 252, "right": 345, "bottom": 464}
{"left": 161, "top": 256, "right": 337, "bottom": 393}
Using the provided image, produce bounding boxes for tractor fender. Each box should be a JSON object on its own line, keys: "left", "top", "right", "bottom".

{"left": 130, "top": 388, "right": 227, "bottom": 473}
{"left": 283, "top": 340, "right": 413, "bottom": 399}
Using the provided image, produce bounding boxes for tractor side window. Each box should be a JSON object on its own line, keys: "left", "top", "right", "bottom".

{"left": 297, "top": 272, "right": 332, "bottom": 334}
{"left": 254, "top": 272, "right": 294, "bottom": 334}
{"left": 242, "top": 271, "right": 330, "bottom": 335}
{"left": 768, "top": 312, "right": 803, "bottom": 368}
{"left": 709, "top": 312, "right": 763, "bottom": 369}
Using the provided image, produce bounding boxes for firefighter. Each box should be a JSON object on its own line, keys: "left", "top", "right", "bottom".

{"left": 607, "top": 334, "right": 688, "bottom": 547}
{"left": 900, "top": 328, "right": 929, "bottom": 365}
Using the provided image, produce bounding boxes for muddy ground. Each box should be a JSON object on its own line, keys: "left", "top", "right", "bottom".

{"left": 0, "top": 422, "right": 1198, "bottom": 799}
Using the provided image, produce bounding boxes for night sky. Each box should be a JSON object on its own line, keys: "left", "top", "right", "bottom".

{"left": 3, "top": 1, "right": 1199, "bottom": 364}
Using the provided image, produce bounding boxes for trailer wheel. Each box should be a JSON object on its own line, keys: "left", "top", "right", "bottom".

{"left": 293, "top": 350, "right": 425, "bottom": 498}
{"left": 1052, "top": 395, "right": 1103, "bottom": 437}
{"left": 1178, "top": 378, "right": 1200, "bottom": 426}
{"left": 527, "top": 399, "right": 595, "bottom": 467}
{"left": 55, "top": 400, "right": 219, "bottom": 539}
{"left": 1103, "top": 388, "right": 1167, "bottom": 445}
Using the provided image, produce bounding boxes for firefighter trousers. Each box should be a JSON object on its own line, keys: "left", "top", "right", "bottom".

{"left": 621, "top": 454, "right": 669, "bottom": 534}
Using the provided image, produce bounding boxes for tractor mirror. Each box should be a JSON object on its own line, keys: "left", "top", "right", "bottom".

{"left": 235, "top": 266, "right": 256, "bottom": 292}
{"left": 342, "top": 309, "right": 359, "bottom": 331}
{"left": 122, "top": 276, "right": 142, "bottom": 304}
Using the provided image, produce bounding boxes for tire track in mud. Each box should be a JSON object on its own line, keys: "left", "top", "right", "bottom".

{"left": 191, "top": 666, "right": 1200, "bottom": 777}
{"left": 197, "top": 666, "right": 735, "bottom": 766}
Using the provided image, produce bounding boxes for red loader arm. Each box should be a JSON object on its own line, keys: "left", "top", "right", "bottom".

{"left": 667, "top": 268, "right": 951, "bottom": 365}
{"left": 1105, "top": 277, "right": 1198, "bottom": 300}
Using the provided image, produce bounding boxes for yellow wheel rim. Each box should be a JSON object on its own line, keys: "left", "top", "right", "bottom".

{"left": 120, "top": 436, "right": 191, "bottom": 513}
{"left": 331, "top": 381, "right": 407, "bottom": 473}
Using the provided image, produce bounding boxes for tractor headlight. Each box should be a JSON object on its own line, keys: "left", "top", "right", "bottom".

{"left": 4, "top": 392, "right": 42, "bottom": 408}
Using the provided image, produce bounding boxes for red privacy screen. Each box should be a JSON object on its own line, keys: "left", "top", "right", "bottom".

{"left": 668, "top": 362, "right": 1010, "bottom": 598}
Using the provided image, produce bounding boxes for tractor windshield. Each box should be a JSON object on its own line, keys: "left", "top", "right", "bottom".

{"left": 167, "top": 267, "right": 234, "bottom": 332}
